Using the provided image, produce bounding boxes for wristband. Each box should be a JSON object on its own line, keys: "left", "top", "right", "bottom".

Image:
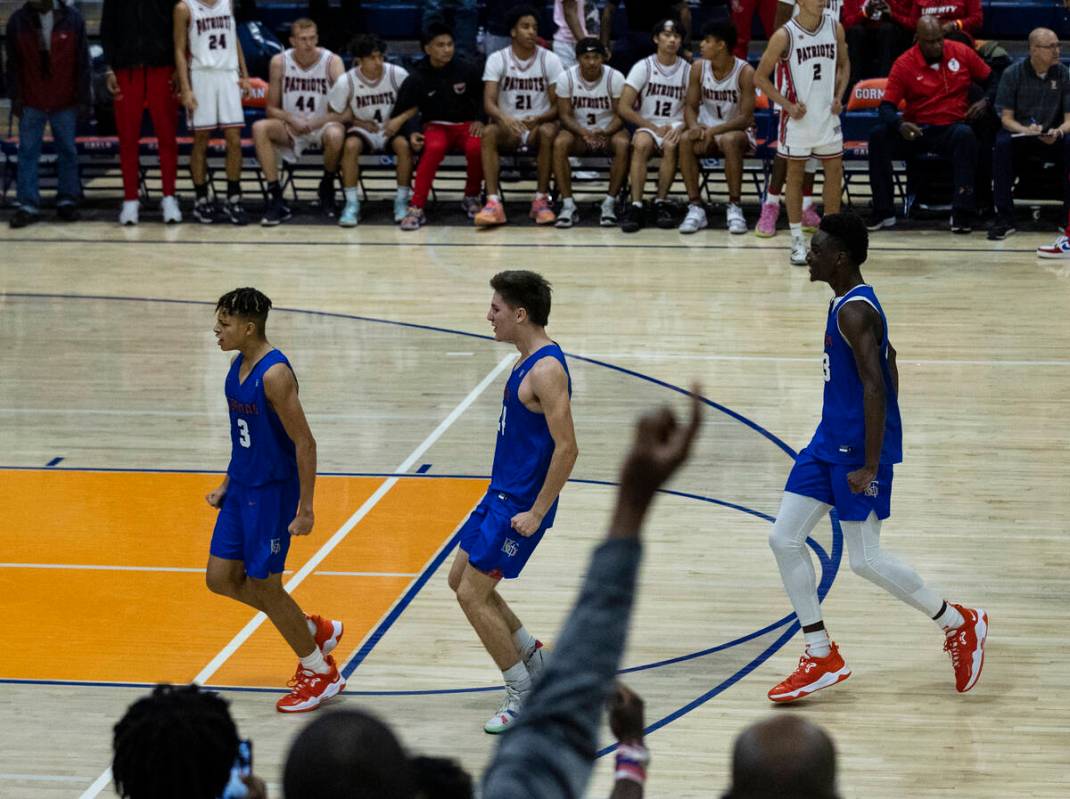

{"left": 614, "top": 742, "right": 650, "bottom": 784}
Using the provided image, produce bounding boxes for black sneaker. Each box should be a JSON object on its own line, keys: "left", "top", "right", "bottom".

{"left": 9, "top": 208, "right": 40, "bottom": 228}
{"left": 318, "top": 178, "right": 338, "bottom": 217}
{"left": 950, "top": 211, "right": 973, "bottom": 234}
{"left": 226, "top": 201, "right": 249, "bottom": 226}
{"left": 654, "top": 200, "right": 675, "bottom": 229}
{"left": 866, "top": 213, "right": 895, "bottom": 231}
{"left": 986, "top": 219, "right": 1015, "bottom": 241}
{"left": 621, "top": 202, "right": 643, "bottom": 233}
{"left": 192, "top": 200, "right": 216, "bottom": 224}
{"left": 56, "top": 204, "right": 80, "bottom": 222}
{"left": 260, "top": 197, "right": 293, "bottom": 227}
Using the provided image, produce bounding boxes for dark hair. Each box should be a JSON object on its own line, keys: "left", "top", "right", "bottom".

{"left": 421, "top": 19, "right": 454, "bottom": 47}
{"left": 506, "top": 4, "right": 540, "bottom": 35}
{"left": 819, "top": 212, "right": 869, "bottom": 267}
{"left": 574, "top": 36, "right": 608, "bottom": 59}
{"left": 112, "top": 684, "right": 239, "bottom": 799}
{"left": 490, "top": 270, "right": 552, "bottom": 327}
{"left": 216, "top": 287, "right": 272, "bottom": 334}
{"left": 651, "top": 17, "right": 685, "bottom": 43}
{"left": 702, "top": 20, "right": 737, "bottom": 53}
{"left": 411, "top": 756, "right": 475, "bottom": 799}
{"left": 283, "top": 709, "right": 416, "bottom": 799}
{"left": 351, "top": 33, "right": 386, "bottom": 59}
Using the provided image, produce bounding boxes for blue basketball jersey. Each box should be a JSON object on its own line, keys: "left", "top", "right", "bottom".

{"left": 224, "top": 349, "right": 298, "bottom": 486}
{"left": 807, "top": 284, "right": 903, "bottom": 465}
{"left": 489, "top": 343, "right": 572, "bottom": 522}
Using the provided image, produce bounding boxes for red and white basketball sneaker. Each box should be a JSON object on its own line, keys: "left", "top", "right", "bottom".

{"left": 1036, "top": 234, "right": 1070, "bottom": 259}
{"left": 944, "top": 604, "right": 988, "bottom": 693}
{"left": 276, "top": 655, "right": 345, "bottom": 713}
{"left": 768, "top": 642, "right": 851, "bottom": 703}
{"left": 305, "top": 613, "right": 344, "bottom": 656}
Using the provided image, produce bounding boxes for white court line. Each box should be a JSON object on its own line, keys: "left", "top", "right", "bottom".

{"left": 2, "top": 773, "right": 91, "bottom": 783}
{"left": 577, "top": 352, "right": 1070, "bottom": 367}
{"left": 0, "top": 407, "right": 419, "bottom": 420}
{"left": 78, "top": 353, "right": 513, "bottom": 799}
{"left": 0, "top": 563, "right": 420, "bottom": 578}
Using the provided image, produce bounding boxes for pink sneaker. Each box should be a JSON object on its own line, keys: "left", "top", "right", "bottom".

{"left": 755, "top": 201, "right": 780, "bottom": 238}
{"left": 474, "top": 198, "right": 507, "bottom": 227}
{"left": 801, "top": 203, "right": 821, "bottom": 232}
{"left": 530, "top": 195, "right": 555, "bottom": 225}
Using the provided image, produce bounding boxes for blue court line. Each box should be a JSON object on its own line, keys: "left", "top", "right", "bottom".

{"left": 44, "top": 457, "right": 64, "bottom": 467}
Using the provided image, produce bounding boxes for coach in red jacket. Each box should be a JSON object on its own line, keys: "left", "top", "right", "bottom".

{"left": 866, "top": 16, "right": 991, "bottom": 234}
{"left": 4, "top": 0, "right": 91, "bottom": 228}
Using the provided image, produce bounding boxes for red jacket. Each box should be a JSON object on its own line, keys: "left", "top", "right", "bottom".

{"left": 842, "top": 0, "right": 915, "bottom": 30}
{"left": 884, "top": 38, "right": 990, "bottom": 125}
{"left": 4, "top": 1, "right": 92, "bottom": 116}
{"left": 910, "top": 0, "right": 983, "bottom": 35}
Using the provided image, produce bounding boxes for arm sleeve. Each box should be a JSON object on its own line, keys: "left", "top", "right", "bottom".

{"left": 993, "top": 63, "right": 1016, "bottom": 116}
{"left": 392, "top": 71, "right": 420, "bottom": 115}
{"left": 961, "top": 0, "right": 982, "bottom": 35}
{"left": 878, "top": 99, "right": 901, "bottom": 127}
{"left": 965, "top": 44, "right": 990, "bottom": 83}
{"left": 882, "top": 59, "right": 907, "bottom": 108}
{"left": 481, "top": 539, "right": 642, "bottom": 799}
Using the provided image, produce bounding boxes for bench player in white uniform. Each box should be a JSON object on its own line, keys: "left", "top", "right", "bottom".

{"left": 327, "top": 34, "right": 416, "bottom": 227}
{"left": 474, "top": 5, "right": 564, "bottom": 227}
{"left": 756, "top": 0, "right": 846, "bottom": 240}
{"left": 617, "top": 18, "right": 691, "bottom": 233}
{"left": 756, "top": 0, "right": 848, "bottom": 264}
{"left": 551, "top": 38, "right": 628, "bottom": 228}
{"left": 253, "top": 19, "right": 345, "bottom": 226}
{"left": 174, "top": 0, "right": 252, "bottom": 225}
{"left": 678, "top": 21, "right": 757, "bottom": 234}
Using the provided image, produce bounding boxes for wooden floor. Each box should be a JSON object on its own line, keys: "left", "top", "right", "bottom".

{"left": 0, "top": 218, "right": 1067, "bottom": 798}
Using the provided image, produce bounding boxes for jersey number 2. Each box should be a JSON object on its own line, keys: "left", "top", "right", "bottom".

{"left": 812, "top": 63, "right": 822, "bottom": 82}
{"left": 237, "top": 418, "right": 252, "bottom": 448}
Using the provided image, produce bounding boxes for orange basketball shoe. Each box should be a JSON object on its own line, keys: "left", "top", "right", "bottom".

{"left": 529, "top": 195, "right": 555, "bottom": 225}
{"left": 276, "top": 655, "right": 345, "bottom": 713}
{"left": 305, "top": 613, "right": 344, "bottom": 656}
{"left": 768, "top": 642, "right": 851, "bottom": 703}
{"left": 474, "top": 198, "right": 507, "bottom": 227}
{"left": 944, "top": 604, "right": 988, "bottom": 693}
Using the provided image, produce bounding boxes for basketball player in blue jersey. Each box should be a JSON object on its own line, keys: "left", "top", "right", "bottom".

{"left": 448, "top": 270, "right": 578, "bottom": 734}
{"left": 206, "top": 287, "right": 345, "bottom": 713}
{"left": 766, "top": 213, "right": 988, "bottom": 703}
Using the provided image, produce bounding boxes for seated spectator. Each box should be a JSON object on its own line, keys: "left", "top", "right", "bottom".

{"left": 327, "top": 34, "right": 416, "bottom": 227}
{"left": 989, "top": 27, "right": 1070, "bottom": 241}
{"left": 678, "top": 20, "right": 757, "bottom": 235}
{"left": 551, "top": 38, "right": 629, "bottom": 229}
{"left": 843, "top": 0, "right": 915, "bottom": 94}
{"left": 392, "top": 22, "right": 485, "bottom": 231}
{"left": 5, "top": 0, "right": 91, "bottom": 229}
{"left": 866, "top": 16, "right": 992, "bottom": 234}
{"left": 600, "top": 0, "right": 691, "bottom": 73}
{"left": 253, "top": 19, "right": 346, "bottom": 227}
{"left": 730, "top": 0, "right": 777, "bottom": 60}
{"left": 722, "top": 715, "right": 840, "bottom": 799}
{"left": 112, "top": 683, "right": 266, "bottom": 799}
{"left": 910, "top": 0, "right": 982, "bottom": 46}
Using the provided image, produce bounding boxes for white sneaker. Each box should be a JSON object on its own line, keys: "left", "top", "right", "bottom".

{"left": 119, "top": 200, "right": 139, "bottom": 226}
{"left": 726, "top": 203, "right": 747, "bottom": 234}
{"left": 555, "top": 203, "right": 577, "bottom": 228}
{"left": 790, "top": 238, "right": 808, "bottom": 266}
{"left": 484, "top": 685, "right": 527, "bottom": 734}
{"left": 599, "top": 196, "right": 617, "bottom": 226}
{"left": 678, "top": 203, "right": 708, "bottom": 234}
{"left": 161, "top": 195, "right": 182, "bottom": 224}
{"left": 1036, "top": 234, "right": 1070, "bottom": 259}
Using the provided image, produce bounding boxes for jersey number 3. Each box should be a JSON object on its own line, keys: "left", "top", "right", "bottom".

{"left": 822, "top": 353, "right": 831, "bottom": 382}
{"left": 237, "top": 418, "right": 252, "bottom": 448}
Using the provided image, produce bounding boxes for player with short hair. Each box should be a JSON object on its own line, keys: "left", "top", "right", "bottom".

{"left": 448, "top": 270, "right": 578, "bottom": 733}
{"left": 174, "top": 0, "right": 252, "bottom": 225}
{"left": 551, "top": 37, "right": 629, "bottom": 228}
{"left": 617, "top": 18, "right": 692, "bottom": 233}
{"left": 678, "top": 21, "right": 757, "bottom": 234}
{"left": 327, "top": 34, "right": 416, "bottom": 227}
{"left": 206, "top": 287, "right": 345, "bottom": 714}
{"left": 253, "top": 19, "right": 346, "bottom": 227}
{"left": 766, "top": 212, "right": 988, "bottom": 703}
{"left": 474, "top": 5, "right": 564, "bottom": 227}
{"left": 755, "top": 0, "right": 848, "bottom": 265}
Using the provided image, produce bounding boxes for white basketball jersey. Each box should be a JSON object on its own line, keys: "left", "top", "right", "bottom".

{"left": 555, "top": 64, "right": 625, "bottom": 130}
{"left": 185, "top": 0, "right": 237, "bottom": 71}
{"left": 328, "top": 62, "right": 408, "bottom": 125}
{"left": 698, "top": 57, "right": 748, "bottom": 126}
{"left": 625, "top": 55, "right": 689, "bottom": 124}
{"left": 781, "top": 15, "right": 840, "bottom": 148}
{"left": 282, "top": 49, "right": 334, "bottom": 120}
{"left": 483, "top": 46, "right": 564, "bottom": 118}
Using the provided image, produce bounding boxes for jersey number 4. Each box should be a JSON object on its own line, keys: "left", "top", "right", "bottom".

{"left": 208, "top": 33, "right": 227, "bottom": 51}
{"left": 237, "top": 418, "right": 252, "bottom": 448}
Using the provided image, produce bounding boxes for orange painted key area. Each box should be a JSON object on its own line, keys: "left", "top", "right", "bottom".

{"left": 0, "top": 469, "right": 487, "bottom": 686}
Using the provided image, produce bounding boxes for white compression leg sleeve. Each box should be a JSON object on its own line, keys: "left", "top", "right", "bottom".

{"left": 768, "top": 492, "right": 831, "bottom": 627}
{"left": 841, "top": 512, "right": 944, "bottom": 617}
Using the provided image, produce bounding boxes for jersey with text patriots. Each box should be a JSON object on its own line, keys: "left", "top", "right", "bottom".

{"left": 225, "top": 349, "right": 298, "bottom": 486}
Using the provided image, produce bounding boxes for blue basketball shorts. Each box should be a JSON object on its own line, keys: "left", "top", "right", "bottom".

{"left": 210, "top": 478, "right": 299, "bottom": 579}
{"left": 458, "top": 490, "right": 550, "bottom": 580}
{"left": 784, "top": 447, "right": 894, "bottom": 522}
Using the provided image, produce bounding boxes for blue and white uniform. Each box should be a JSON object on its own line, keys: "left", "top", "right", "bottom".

{"left": 785, "top": 284, "right": 900, "bottom": 520}
{"left": 210, "top": 349, "right": 300, "bottom": 578}
{"left": 459, "top": 344, "right": 572, "bottom": 579}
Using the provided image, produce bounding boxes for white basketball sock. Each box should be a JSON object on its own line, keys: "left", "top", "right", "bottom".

{"left": 300, "top": 648, "right": 331, "bottom": 675}
{"left": 512, "top": 626, "right": 538, "bottom": 661}
{"left": 802, "top": 195, "right": 814, "bottom": 210}
{"left": 790, "top": 222, "right": 804, "bottom": 242}
{"left": 765, "top": 190, "right": 781, "bottom": 206}
{"left": 344, "top": 187, "right": 358, "bottom": 203}
{"left": 934, "top": 602, "right": 965, "bottom": 631}
{"left": 305, "top": 617, "right": 317, "bottom": 638}
{"left": 502, "top": 661, "right": 531, "bottom": 692}
{"left": 804, "top": 629, "right": 831, "bottom": 658}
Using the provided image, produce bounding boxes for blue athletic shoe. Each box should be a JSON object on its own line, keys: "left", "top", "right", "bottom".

{"left": 339, "top": 199, "right": 359, "bottom": 228}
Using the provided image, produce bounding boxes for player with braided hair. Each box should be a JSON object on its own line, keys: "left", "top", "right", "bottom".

{"left": 208, "top": 288, "right": 346, "bottom": 713}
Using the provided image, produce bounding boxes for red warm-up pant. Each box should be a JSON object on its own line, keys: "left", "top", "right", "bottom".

{"left": 412, "top": 122, "right": 483, "bottom": 209}
{"left": 113, "top": 66, "right": 179, "bottom": 201}
{"left": 731, "top": 0, "right": 780, "bottom": 59}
